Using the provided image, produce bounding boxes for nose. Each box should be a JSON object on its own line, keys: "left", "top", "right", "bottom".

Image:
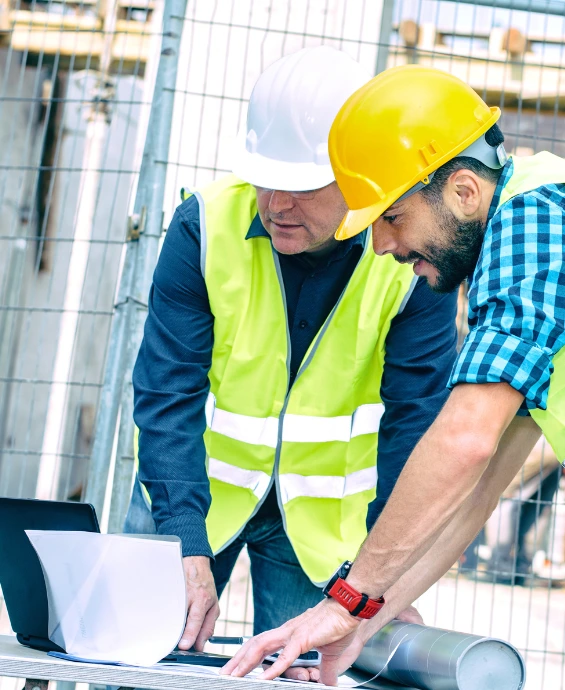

{"left": 372, "top": 219, "right": 398, "bottom": 256}
{"left": 268, "top": 190, "right": 294, "bottom": 214}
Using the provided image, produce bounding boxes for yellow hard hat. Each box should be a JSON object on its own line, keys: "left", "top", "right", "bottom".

{"left": 329, "top": 65, "right": 501, "bottom": 240}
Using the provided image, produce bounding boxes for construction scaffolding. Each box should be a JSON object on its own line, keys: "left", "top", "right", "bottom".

{"left": 0, "top": 1, "right": 564, "bottom": 689}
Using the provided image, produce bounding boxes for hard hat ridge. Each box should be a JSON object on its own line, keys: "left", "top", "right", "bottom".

{"left": 396, "top": 131, "right": 508, "bottom": 205}
{"left": 232, "top": 46, "right": 370, "bottom": 192}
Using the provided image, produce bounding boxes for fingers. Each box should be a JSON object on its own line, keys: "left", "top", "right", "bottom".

{"left": 194, "top": 601, "right": 220, "bottom": 651}
{"left": 320, "top": 653, "right": 341, "bottom": 687}
{"left": 396, "top": 605, "right": 424, "bottom": 625}
{"left": 179, "top": 595, "right": 218, "bottom": 650}
{"left": 281, "top": 666, "right": 320, "bottom": 682}
{"left": 178, "top": 600, "right": 207, "bottom": 650}
{"left": 259, "top": 641, "right": 304, "bottom": 680}
{"left": 221, "top": 630, "right": 290, "bottom": 677}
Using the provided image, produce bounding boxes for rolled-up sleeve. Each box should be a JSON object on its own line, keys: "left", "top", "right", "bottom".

{"left": 133, "top": 196, "right": 215, "bottom": 558}
{"left": 450, "top": 184, "right": 565, "bottom": 412}
{"left": 451, "top": 327, "right": 553, "bottom": 408}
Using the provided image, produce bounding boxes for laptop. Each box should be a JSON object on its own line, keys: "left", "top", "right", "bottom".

{"left": 0, "top": 497, "right": 100, "bottom": 652}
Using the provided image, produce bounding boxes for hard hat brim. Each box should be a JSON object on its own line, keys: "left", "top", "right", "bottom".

{"left": 231, "top": 128, "right": 335, "bottom": 192}
{"left": 335, "top": 202, "right": 386, "bottom": 240}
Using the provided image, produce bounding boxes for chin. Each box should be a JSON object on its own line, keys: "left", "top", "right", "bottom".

{"left": 429, "top": 275, "right": 464, "bottom": 295}
{"left": 272, "top": 238, "right": 306, "bottom": 256}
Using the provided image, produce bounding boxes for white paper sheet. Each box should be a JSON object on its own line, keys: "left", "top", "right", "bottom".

{"left": 26, "top": 530, "right": 187, "bottom": 666}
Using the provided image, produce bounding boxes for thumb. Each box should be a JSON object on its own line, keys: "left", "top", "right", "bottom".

{"left": 320, "top": 653, "right": 341, "bottom": 687}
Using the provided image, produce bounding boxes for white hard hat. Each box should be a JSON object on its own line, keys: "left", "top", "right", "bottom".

{"left": 232, "top": 46, "right": 370, "bottom": 192}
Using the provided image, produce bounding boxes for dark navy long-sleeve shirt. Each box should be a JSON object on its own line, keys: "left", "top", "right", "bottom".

{"left": 133, "top": 194, "right": 459, "bottom": 558}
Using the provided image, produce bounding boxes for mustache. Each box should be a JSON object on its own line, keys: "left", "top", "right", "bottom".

{"left": 393, "top": 251, "right": 426, "bottom": 264}
{"left": 267, "top": 213, "right": 303, "bottom": 225}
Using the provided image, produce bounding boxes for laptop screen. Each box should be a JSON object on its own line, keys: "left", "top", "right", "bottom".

{"left": 0, "top": 498, "right": 100, "bottom": 651}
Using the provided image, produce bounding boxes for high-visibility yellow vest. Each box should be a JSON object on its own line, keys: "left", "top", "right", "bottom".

{"left": 495, "top": 152, "right": 565, "bottom": 463}
{"left": 162, "top": 175, "right": 415, "bottom": 585}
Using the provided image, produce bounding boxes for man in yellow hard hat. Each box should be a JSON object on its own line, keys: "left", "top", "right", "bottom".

{"left": 223, "top": 65, "right": 565, "bottom": 685}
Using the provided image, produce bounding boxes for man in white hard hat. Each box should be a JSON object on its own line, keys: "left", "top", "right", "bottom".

{"left": 126, "top": 48, "right": 458, "bottom": 672}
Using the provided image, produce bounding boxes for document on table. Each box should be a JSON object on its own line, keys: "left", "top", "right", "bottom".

{"left": 26, "top": 531, "right": 187, "bottom": 667}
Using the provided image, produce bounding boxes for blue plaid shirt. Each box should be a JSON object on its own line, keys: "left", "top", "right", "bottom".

{"left": 450, "top": 158, "right": 565, "bottom": 412}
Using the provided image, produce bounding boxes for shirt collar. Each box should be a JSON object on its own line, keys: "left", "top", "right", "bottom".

{"left": 246, "top": 213, "right": 269, "bottom": 239}
{"left": 245, "top": 213, "right": 367, "bottom": 261}
{"left": 486, "top": 158, "right": 514, "bottom": 225}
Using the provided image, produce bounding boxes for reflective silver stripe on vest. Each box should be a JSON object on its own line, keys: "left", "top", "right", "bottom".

{"left": 208, "top": 458, "right": 376, "bottom": 504}
{"left": 279, "top": 466, "right": 377, "bottom": 505}
{"left": 208, "top": 457, "right": 271, "bottom": 499}
{"left": 205, "top": 393, "right": 384, "bottom": 446}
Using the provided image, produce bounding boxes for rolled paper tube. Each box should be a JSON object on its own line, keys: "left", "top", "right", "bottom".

{"left": 352, "top": 621, "right": 526, "bottom": 690}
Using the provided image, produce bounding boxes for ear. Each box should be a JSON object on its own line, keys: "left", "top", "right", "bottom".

{"left": 444, "top": 169, "right": 482, "bottom": 218}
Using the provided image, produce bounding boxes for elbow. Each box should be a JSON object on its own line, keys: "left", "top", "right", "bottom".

{"left": 442, "top": 428, "right": 497, "bottom": 474}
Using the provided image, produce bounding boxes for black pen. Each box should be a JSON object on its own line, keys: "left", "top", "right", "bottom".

{"left": 209, "top": 636, "right": 251, "bottom": 645}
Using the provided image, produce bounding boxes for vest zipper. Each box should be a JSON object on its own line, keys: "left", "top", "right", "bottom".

{"left": 216, "top": 247, "right": 293, "bottom": 548}
{"left": 271, "top": 234, "right": 372, "bottom": 534}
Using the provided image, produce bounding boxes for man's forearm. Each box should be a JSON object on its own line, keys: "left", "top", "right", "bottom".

{"left": 348, "top": 383, "right": 525, "bottom": 598}
{"left": 357, "top": 414, "right": 541, "bottom": 640}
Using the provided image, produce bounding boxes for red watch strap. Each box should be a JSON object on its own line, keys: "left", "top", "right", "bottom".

{"left": 327, "top": 578, "right": 385, "bottom": 619}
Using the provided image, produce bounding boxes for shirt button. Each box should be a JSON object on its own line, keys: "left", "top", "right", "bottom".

{"left": 299, "top": 320, "right": 308, "bottom": 329}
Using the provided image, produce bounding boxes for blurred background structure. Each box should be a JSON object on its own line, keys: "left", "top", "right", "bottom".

{"left": 0, "top": 0, "right": 564, "bottom": 688}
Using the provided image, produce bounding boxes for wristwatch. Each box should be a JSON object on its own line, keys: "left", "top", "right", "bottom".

{"left": 323, "top": 560, "right": 385, "bottom": 619}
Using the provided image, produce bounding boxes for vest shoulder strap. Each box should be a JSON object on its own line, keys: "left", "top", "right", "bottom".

{"left": 498, "top": 152, "right": 565, "bottom": 208}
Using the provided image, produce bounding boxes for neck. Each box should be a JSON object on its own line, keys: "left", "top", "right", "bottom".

{"left": 304, "top": 237, "right": 340, "bottom": 261}
{"left": 478, "top": 181, "right": 497, "bottom": 226}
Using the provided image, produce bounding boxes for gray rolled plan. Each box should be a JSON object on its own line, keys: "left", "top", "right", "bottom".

{"left": 353, "top": 620, "right": 526, "bottom": 690}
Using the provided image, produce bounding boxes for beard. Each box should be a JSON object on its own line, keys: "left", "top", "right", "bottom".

{"left": 394, "top": 205, "right": 485, "bottom": 294}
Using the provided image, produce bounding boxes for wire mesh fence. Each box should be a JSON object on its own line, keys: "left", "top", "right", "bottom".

{"left": 0, "top": 0, "right": 564, "bottom": 688}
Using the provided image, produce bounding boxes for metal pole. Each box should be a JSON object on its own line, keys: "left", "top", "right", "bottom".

{"left": 354, "top": 620, "right": 526, "bottom": 690}
{"left": 0, "top": 237, "right": 26, "bottom": 464}
{"left": 375, "top": 0, "right": 395, "bottom": 75}
{"left": 441, "top": 0, "right": 565, "bottom": 16}
{"left": 35, "top": 0, "right": 119, "bottom": 499}
{"left": 85, "top": 0, "right": 187, "bottom": 520}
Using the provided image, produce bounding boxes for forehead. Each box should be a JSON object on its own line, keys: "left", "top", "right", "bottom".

{"left": 384, "top": 193, "right": 425, "bottom": 215}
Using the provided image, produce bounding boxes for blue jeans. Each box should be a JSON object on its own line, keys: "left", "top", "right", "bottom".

{"left": 124, "top": 478, "right": 324, "bottom": 634}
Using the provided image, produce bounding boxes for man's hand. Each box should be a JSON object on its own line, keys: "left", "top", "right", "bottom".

{"left": 221, "top": 598, "right": 360, "bottom": 684}
{"left": 221, "top": 603, "right": 423, "bottom": 686}
{"left": 177, "top": 556, "right": 220, "bottom": 651}
{"left": 395, "top": 605, "right": 424, "bottom": 625}
{"left": 331, "top": 605, "right": 425, "bottom": 679}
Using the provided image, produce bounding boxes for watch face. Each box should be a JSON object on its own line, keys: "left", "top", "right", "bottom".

{"left": 323, "top": 570, "right": 339, "bottom": 597}
{"left": 324, "top": 561, "right": 352, "bottom": 597}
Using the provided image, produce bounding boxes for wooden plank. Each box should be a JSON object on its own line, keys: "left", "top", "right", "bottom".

{"left": 9, "top": 11, "right": 153, "bottom": 34}
{"left": 9, "top": 25, "right": 151, "bottom": 65}
{"left": 393, "top": 22, "right": 565, "bottom": 46}
{"left": 387, "top": 48, "right": 565, "bottom": 109}
{"left": 9, "top": 10, "right": 100, "bottom": 30}
{"left": 16, "top": 0, "right": 155, "bottom": 8}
